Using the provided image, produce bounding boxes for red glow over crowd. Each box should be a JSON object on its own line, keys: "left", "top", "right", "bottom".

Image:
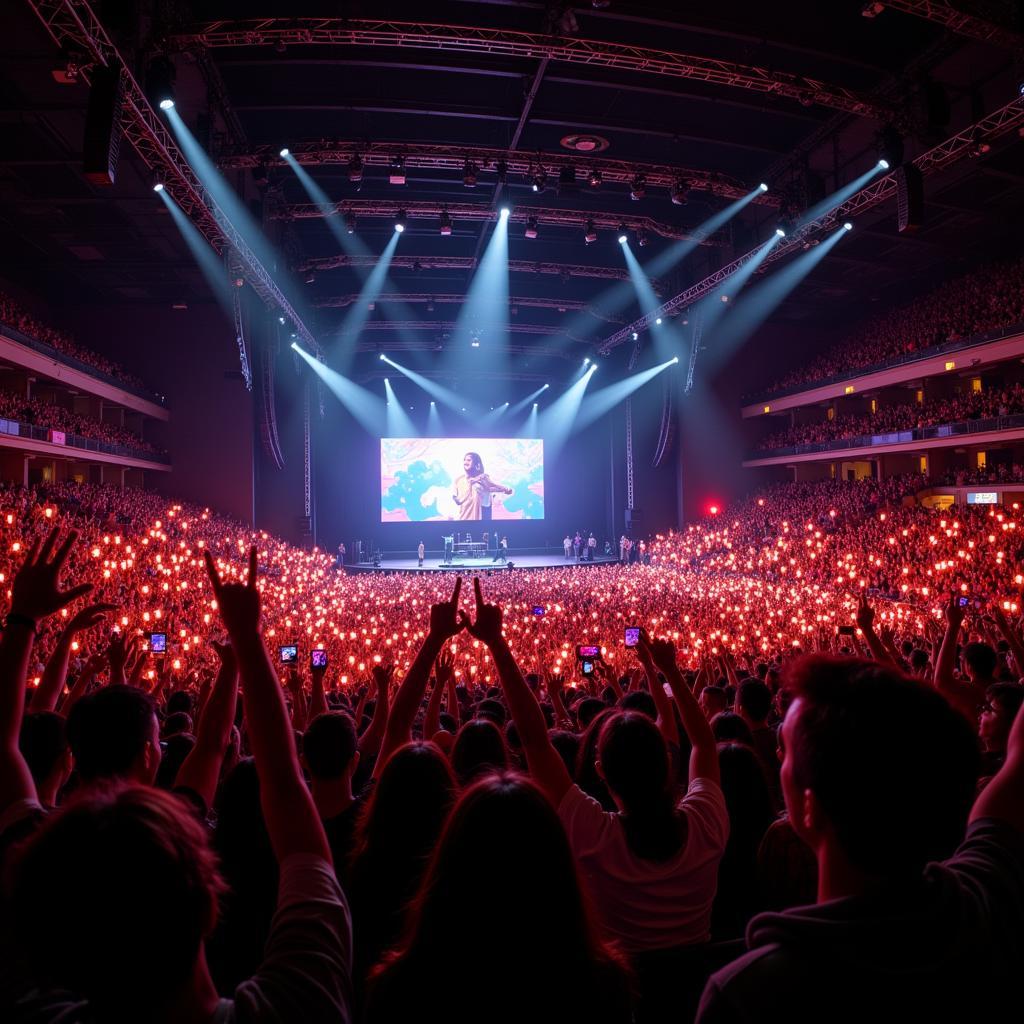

{"left": 0, "top": 475, "right": 1021, "bottom": 1023}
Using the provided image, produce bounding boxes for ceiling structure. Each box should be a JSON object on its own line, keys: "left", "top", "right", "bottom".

{"left": 1, "top": 0, "right": 1023, "bottom": 386}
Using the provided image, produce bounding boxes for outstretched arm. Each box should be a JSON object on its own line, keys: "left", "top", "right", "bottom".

{"left": 175, "top": 639, "right": 239, "bottom": 811}
{"left": 934, "top": 596, "right": 975, "bottom": 722}
{"left": 205, "top": 547, "right": 330, "bottom": 863}
{"left": 971, "top": 664, "right": 1024, "bottom": 833}
{"left": 1, "top": 529, "right": 93, "bottom": 814}
{"left": 375, "top": 578, "right": 463, "bottom": 776}
{"left": 640, "top": 629, "right": 719, "bottom": 785}
{"left": 635, "top": 649, "right": 680, "bottom": 746}
{"left": 30, "top": 602, "right": 114, "bottom": 713}
{"left": 855, "top": 591, "right": 896, "bottom": 666}
{"left": 463, "top": 577, "right": 572, "bottom": 806}
{"left": 358, "top": 666, "right": 391, "bottom": 760}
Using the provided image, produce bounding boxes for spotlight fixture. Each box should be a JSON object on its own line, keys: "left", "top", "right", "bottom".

{"left": 290, "top": 341, "right": 298, "bottom": 351}
{"left": 279, "top": 147, "right": 289, "bottom": 158}
{"left": 495, "top": 159, "right": 508, "bottom": 185}
{"left": 530, "top": 165, "right": 548, "bottom": 193}
{"left": 630, "top": 174, "right": 647, "bottom": 201}
{"left": 462, "top": 159, "right": 479, "bottom": 187}
{"left": 617, "top": 225, "right": 628, "bottom": 244}
{"left": 470, "top": 337, "right": 480, "bottom": 348}
{"left": 389, "top": 156, "right": 406, "bottom": 185}
{"left": 631, "top": 331, "right": 639, "bottom": 341}
{"left": 394, "top": 209, "right": 407, "bottom": 232}
{"left": 655, "top": 317, "right": 663, "bottom": 325}
{"left": 843, "top": 221, "right": 853, "bottom": 231}
{"left": 304, "top": 270, "right": 316, "bottom": 284}
{"left": 524, "top": 216, "right": 539, "bottom": 239}
{"left": 775, "top": 226, "right": 787, "bottom": 237}
{"left": 439, "top": 209, "right": 452, "bottom": 236}
{"left": 584, "top": 219, "right": 598, "bottom": 244}
{"left": 533, "top": 402, "right": 538, "bottom": 408}
{"left": 344, "top": 211, "right": 357, "bottom": 234}
{"left": 671, "top": 355, "right": 679, "bottom": 363}
{"left": 347, "top": 153, "right": 363, "bottom": 182}
{"left": 583, "top": 357, "right": 590, "bottom": 365}
{"left": 150, "top": 170, "right": 165, "bottom": 192}
{"left": 877, "top": 158, "right": 890, "bottom": 170}
{"left": 637, "top": 229, "right": 649, "bottom": 248}
{"left": 430, "top": 400, "right": 435, "bottom": 405}
{"left": 542, "top": 384, "right": 550, "bottom": 390}
{"left": 588, "top": 168, "right": 602, "bottom": 188}
{"left": 499, "top": 205, "right": 511, "bottom": 218}
{"left": 379, "top": 352, "right": 386, "bottom": 360}
{"left": 278, "top": 316, "right": 286, "bottom": 324}
{"left": 670, "top": 179, "right": 688, "bottom": 205}
{"left": 159, "top": 98, "right": 175, "bottom": 111}
{"left": 759, "top": 182, "right": 769, "bottom": 192}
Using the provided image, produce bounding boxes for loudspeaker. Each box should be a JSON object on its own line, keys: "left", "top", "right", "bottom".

{"left": 896, "top": 163, "right": 924, "bottom": 234}
{"left": 625, "top": 508, "right": 644, "bottom": 534}
{"left": 82, "top": 66, "right": 123, "bottom": 186}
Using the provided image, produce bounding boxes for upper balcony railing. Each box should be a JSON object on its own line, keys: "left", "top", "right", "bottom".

{"left": 747, "top": 413, "right": 1024, "bottom": 460}
{"left": 744, "top": 320, "right": 1024, "bottom": 406}
{"left": 0, "top": 418, "right": 171, "bottom": 466}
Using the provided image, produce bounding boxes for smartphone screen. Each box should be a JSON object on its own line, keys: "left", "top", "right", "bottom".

{"left": 310, "top": 649, "right": 328, "bottom": 669}
{"left": 959, "top": 596, "right": 970, "bottom": 607}
{"left": 532, "top": 605, "right": 545, "bottom": 616}
{"left": 581, "top": 659, "right": 595, "bottom": 676}
{"left": 279, "top": 644, "right": 298, "bottom": 665}
{"left": 577, "top": 644, "right": 600, "bottom": 659}
{"left": 149, "top": 632, "right": 167, "bottom": 654}
{"left": 624, "top": 626, "right": 640, "bottom": 647}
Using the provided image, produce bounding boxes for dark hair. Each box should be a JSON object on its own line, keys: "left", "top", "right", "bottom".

{"left": 549, "top": 729, "right": 580, "bottom": 779}
{"left": 155, "top": 732, "right": 195, "bottom": 790}
{"left": 463, "top": 451, "right": 484, "bottom": 475}
{"left": 986, "top": 681, "right": 1024, "bottom": 721}
{"left": 576, "top": 707, "right": 617, "bottom": 810}
{"left": 66, "top": 685, "right": 158, "bottom": 782}
{"left": 19, "top": 711, "right": 67, "bottom": 785}
{"left": 909, "top": 648, "right": 930, "bottom": 671}
{"left": 700, "top": 687, "right": 729, "bottom": 715}
{"left": 964, "top": 641, "right": 998, "bottom": 679}
{"left": 162, "top": 711, "right": 193, "bottom": 737}
{"left": 303, "top": 711, "right": 358, "bottom": 780}
{"left": 451, "top": 719, "right": 509, "bottom": 786}
{"left": 12, "top": 784, "right": 225, "bottom": 1010}
{"left": 598, "top": 712, "right": 685, "bottom": 861}
{"left": 475, "top": 698, "right": 506, "bottom": 726}
{"left": 619, "top": 690, "right": 657, "bottom": 719}
{"left": 576, "top": 696, "right": 606, "bottom": 729}
{"left": 711, "top": 711, "right": 754, "bottom": 745}
{"left": 785, "top": 656, "right": 979, "bottom": 877}
{"left": 368, "top": 774, "right": 628, "bottom": 1017}
{"left": 166, "top": 690, "right": 193, "bottom": 716}
{"left": 737, "top": 678, "right": 772, "bottom": 723}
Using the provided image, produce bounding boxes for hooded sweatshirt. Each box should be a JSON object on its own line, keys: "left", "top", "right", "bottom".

{"left": 697, "top": 818, "right": 1024, "bottom": 1024}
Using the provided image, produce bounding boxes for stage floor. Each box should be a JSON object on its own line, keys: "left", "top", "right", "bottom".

{"left": 345, "top": 554, "right": 621, "bottom": 574}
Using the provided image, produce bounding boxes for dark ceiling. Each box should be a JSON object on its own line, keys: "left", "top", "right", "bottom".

{"left": 1, "top": 0, "right": 1023, "bottom": 387}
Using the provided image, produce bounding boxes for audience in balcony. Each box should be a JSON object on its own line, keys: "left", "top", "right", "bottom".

{"left": 0, "top": 291, "right": 149, "bottom": 392}
{"left": 0, "top": 388, "right": 165, "bottom": 458}
{"left": 756, "top": 382, "right": 1024, "bottom": 452}
{"left": 759, "top": 256, "right": 1024, "bottom": 397}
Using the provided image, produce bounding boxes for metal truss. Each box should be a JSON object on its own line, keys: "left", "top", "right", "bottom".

{"left": 868, "top": 1, "right": 1024, "bottom": 50}
{"left": 314, "top": 292, "right": 623, "bottom": 322}
{"left": 337, "top": 320, "right": 584, "bottom": 346}
{"left": 358, "top": 368, "right": 552, "bottom": 385}
{"left": 24, "top": 0, "right": 319, "bottom": 356}
{"left": 599, "top": 93, "right": 1024, "bottom": 353}
{"left": 279, "top": 200, "right": 721, "bottom": 245}
{"left": 218, "top": 139, "right": 769, "bottom": 206}
{"left": 299, "top": 252, "right": 635, "bottom": 284}
{"left": 229, "top": 264, "right": 253, "bottom": 390}
{"left": 348, "top": 336, "right": 574, "bottom": 359}
{"left": 169, "top": 18, "right": 890, "bottom": 118}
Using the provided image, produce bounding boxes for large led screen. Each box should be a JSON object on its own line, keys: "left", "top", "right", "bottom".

{"left": 380, "top": 438, "right": 544, "bottom": 522}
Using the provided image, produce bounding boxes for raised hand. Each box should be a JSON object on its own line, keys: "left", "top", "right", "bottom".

{"left": 638, "top": 627, "right": 678, "bottom": 678}
{"left": 211, "top": 638, "right": 237, "bottom": 674}
{"left": 108, "top": 630, "right": 135, "bottom": 684}
{"left": 459, "top": 576, "right": 504, "bottom": 647}
{"left": 434, "top": 649, "right": 454, "bottom": 688}
{"left": 371, "top": 662, "right": 395, "bottom": 694}
{"left": 10, "top": 527, "right": 93, "bottom": 624}
{"left": 64, "top": 602, "right": 117, "bottom": 636}
{"left": 945, "top": 592, "right": 966, "bottom": 632}
{"left": 855, "top": 591, "right": 875, "bottom": 632}
{"left": 204, "top": 545, "right": 260, "bottom": 636}
{"left": 428, "top": 576, "right": 464, "bottom": 641}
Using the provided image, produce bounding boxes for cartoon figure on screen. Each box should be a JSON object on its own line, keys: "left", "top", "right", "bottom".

{"left": 451, "top": 451, "right": 513, "bottom": 521}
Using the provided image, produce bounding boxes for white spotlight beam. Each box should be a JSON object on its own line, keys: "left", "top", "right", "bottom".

{"left": 574, "top": 358, "right": 678, "bottom": 432}
{"left": 293, "top": 345, "right": 384, "bottom": 432}
{"left": 597, "top": 92, "right": 1024, "bottom": 353}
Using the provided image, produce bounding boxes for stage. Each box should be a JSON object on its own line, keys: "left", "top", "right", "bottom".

{"left": 343, "top": 553, "right": 622, "bottom": 574}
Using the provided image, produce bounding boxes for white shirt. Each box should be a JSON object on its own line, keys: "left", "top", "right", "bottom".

{"left": 558, "top": 777, "right": 729, "bottom": 953}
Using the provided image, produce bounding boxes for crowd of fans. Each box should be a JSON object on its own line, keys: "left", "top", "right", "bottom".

{"left": 0, "top": 475, "right": 1021, "bottom": 1022}
{"left": 759, "top": 256, "right": 1024, "bottom": 397}
{"left": 0, "top": 388, "right": 165, "bottom": 458}
{"left": 941, "top": 462, "right": 1024, "bottom": 487}
{"left": 756, "top": 382, "right": 1024, "bottom": 452}
{"left": 0, "top": 291, "right": 149, "bottom": 392}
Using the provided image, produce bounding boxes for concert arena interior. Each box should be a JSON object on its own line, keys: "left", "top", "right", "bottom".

{"left": 1, "top": 2, "right": 1024, "bottom": 1022}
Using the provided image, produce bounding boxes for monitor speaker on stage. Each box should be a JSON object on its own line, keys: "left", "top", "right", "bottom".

{"left": 625, "top": 508, "right": 643, "bottom": 535}
{"left": 896, "top": 163, "right": 923, "bottom": 234}
{"left": 82, "top": 66, "right": 123, "bottom": 186}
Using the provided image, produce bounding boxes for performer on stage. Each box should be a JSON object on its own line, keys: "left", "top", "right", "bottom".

{"left": 336, "top": 541, "right": 346, "bottom": 568}
{"left": 563, "top": 534, "right": 572, "bottom": 560}
{"left": 443, "top": 534, "right": 454, "bottom": 564}
{"left": 417, "top": 540, "right": 425, "bottom": 567}
{"left": 452, "top": 451, "right": 512, "bottom": 521}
